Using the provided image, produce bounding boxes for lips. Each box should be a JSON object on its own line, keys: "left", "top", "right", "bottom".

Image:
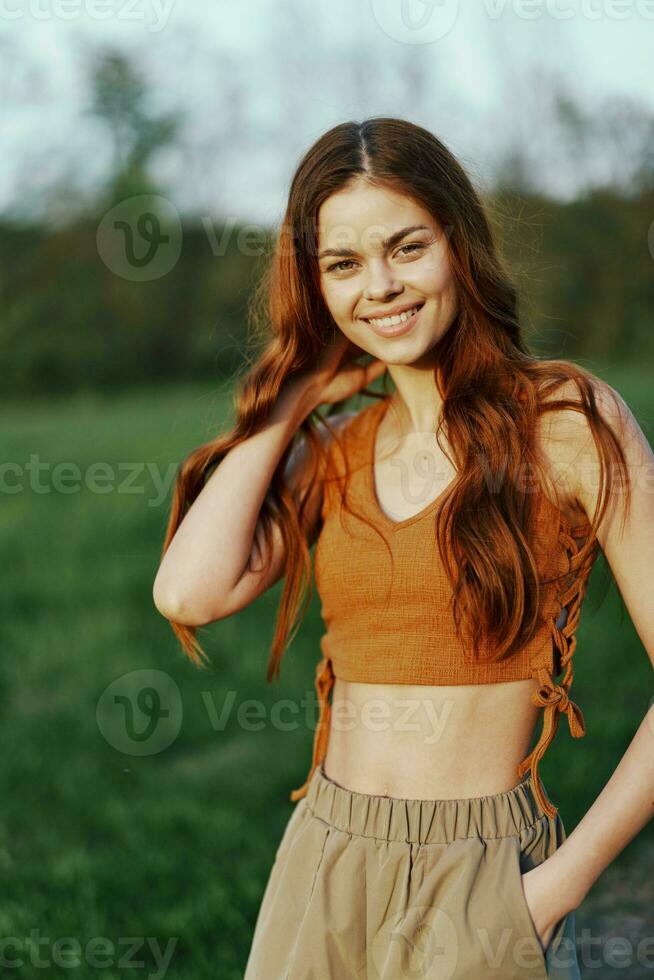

{"left": 364, "top": 302, "right": 424, "bottom": 339}
{"left": 361, "top": 301, "right": 425, "bottom": 322}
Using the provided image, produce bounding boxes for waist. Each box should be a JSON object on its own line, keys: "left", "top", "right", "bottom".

{"left": 323, "top": 676, "right": 542, "bottom": 799}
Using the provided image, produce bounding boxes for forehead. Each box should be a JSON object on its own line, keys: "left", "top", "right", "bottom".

{"left": 316, "top": 181, "right": 435, "bottom": 249}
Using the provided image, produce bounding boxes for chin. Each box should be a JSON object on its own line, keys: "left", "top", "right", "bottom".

{"left": 388, "top": 334, "right": 445, "bottom": 366}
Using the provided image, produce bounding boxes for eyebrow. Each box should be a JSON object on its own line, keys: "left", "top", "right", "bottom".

{"left": 317, "top": 224, "right": 431, "bottom": 261}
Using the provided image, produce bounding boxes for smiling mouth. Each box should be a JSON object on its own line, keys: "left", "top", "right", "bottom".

{"left": 362, "top": 301, "right": 425, "bottom": 328}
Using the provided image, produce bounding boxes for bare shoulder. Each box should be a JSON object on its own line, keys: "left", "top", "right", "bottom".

{"left": 535, "top": 374, "right": 632, "bottom": 524}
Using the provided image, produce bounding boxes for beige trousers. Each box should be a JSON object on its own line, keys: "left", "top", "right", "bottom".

{"left": 244, "top": 761, "right": 581, "bottom": 979}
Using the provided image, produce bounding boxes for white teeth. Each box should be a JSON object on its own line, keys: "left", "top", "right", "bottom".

{"left": 368, "top": 305, "right": 421, "bottom": 328}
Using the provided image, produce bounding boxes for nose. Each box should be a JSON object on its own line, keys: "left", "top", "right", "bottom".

{"left": 362, "top": 260, "right": 403, "bottom": 302}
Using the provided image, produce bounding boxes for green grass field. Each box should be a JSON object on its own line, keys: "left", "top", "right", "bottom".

{"left": 1, "top": 371, "right": 652, "bottom": 979}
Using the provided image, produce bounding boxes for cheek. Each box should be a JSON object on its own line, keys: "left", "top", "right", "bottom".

{"left": 321, "top": 279, "right": 358, "bottom": 318}
{"left": 410, "top": 256, "right": 452, "bottom": 292}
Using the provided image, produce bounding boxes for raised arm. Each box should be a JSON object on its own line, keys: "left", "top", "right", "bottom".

{"left": 153, "top": 382, "right": 343, "bottom": 626}
{"left": 153, "top": 337, "right": 386, "bottom": 627}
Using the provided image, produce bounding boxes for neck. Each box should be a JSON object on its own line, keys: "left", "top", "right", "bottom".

{"left": 385, "top": 369, "right": 444, "bottom": 435}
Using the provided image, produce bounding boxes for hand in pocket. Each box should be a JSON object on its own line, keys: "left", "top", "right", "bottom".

{"left": 521, "top": 862, "right": 568, "bottom": 953}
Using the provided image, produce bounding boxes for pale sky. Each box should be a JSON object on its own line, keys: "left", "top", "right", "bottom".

{"left": 1, "top": 0, "right": 652, "bottom": 224}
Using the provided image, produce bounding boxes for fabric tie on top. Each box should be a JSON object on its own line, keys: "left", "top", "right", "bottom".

{"left": 517, "top": 666, "right": 586, "bottom": 818}
{"left": 517, "top": 525, "right": 597, "bottom": 817}
{"left": 290, "top": 655, "right": 335, "bottom": 802}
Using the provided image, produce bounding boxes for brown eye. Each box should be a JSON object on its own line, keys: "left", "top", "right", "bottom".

{"left": 327, "top": 259, "right": 358, "bottom": 273}
{"left": 396, "top": 243, "right": 425, "bottom": 257}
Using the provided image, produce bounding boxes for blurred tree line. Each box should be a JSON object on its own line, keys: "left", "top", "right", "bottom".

{"left": 1, "top": 50, "right": 652, "bottom": 401}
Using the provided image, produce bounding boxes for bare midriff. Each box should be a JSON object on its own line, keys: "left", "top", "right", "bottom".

{"left": 323, "top": 675, "right": 543, "bottom": 799}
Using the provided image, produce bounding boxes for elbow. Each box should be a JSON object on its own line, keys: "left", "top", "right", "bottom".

{"left": 152, "top": 580, "right": 187, "bottom": 624}
{"left": 152, "top": 578, "right": 221, "bottom": 627}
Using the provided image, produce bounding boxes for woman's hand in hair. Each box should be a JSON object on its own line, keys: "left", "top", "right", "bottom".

{"left": 306, "top": 331, "right": 387, "bottom": 408}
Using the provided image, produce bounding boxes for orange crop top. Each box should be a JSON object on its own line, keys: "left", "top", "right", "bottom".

{"left": 289, "top": 395, "right": 600, "bottom": 818}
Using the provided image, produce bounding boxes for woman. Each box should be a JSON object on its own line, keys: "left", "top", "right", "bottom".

{"left": 153, "top": 118, "right": 653, "bottom": 979}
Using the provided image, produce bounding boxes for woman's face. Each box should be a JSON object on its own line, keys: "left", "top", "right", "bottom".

{"left": 316, "top": 179, "right": 458, "bottom": 365}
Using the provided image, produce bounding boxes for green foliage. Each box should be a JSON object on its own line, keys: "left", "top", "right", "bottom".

{"left": 87, "top": 49, "right": 181, "bottom": 207}
{"left": 2, "top": 183, "right": 653, "bottom": 401}
{"left": 489, "top": 185, "right": 654, "bottom": 364}
{"left": 0, "top": 218, "right": 259, "bottom": 399}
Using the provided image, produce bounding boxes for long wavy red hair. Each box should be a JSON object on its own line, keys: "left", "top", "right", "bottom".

{"left": 159, "top": 116, "right": 630, "bottom": 676}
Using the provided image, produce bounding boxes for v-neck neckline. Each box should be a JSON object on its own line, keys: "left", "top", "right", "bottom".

{"left": 365, "top": 396, "right": 456, "bottom": 532}
{"left": 362, "top": 396, "right": 593, "bottom": 539}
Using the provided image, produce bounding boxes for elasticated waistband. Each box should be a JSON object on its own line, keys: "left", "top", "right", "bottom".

{"left": 303, "top": 761, "right": 551, "bottom": 844}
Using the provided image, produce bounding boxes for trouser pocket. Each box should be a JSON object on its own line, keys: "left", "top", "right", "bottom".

{"left": 505, "top": 836, "right": 551, "bottom": 979}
